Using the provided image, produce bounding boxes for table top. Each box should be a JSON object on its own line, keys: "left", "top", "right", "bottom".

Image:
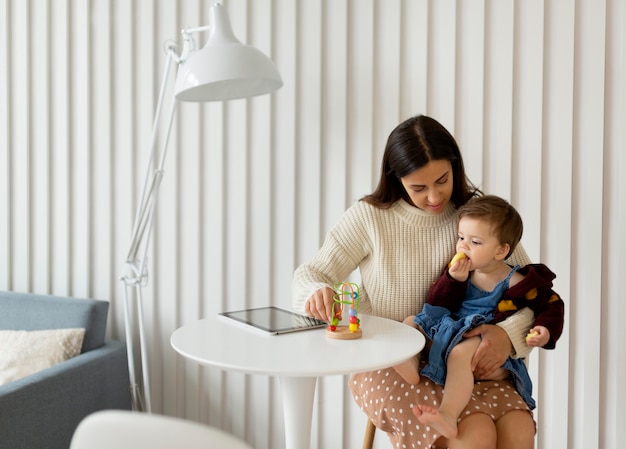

{"left": 171, "top": 313, "right": 425, "bottom": 377}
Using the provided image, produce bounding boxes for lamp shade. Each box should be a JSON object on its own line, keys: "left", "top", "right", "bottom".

{"left": 174, "top": 3, "right": 283, "bottom": 102}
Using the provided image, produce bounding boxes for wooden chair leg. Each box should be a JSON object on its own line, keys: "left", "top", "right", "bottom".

{"left": 362, "top": 419, "right": 376, "bottom": 449}
{"left": 362, "top": 417, "right": 450, "bottom": 449}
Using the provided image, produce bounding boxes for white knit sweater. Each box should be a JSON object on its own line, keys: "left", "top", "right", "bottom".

{"left": 292, "top": 199, "right": 534, "bottom": 358}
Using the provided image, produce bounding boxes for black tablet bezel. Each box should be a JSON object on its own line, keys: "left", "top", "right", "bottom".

{"left": 219, "top": 306, "right": 327, "bottom": 334}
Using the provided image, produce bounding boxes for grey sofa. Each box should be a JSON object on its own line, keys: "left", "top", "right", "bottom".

{"left": 0, "top": 291, "right": 132, "bottom": 449}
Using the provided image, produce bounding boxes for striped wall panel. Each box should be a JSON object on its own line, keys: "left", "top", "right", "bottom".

{"left": 1, "top": 1, "right": 624, "bottom": 448}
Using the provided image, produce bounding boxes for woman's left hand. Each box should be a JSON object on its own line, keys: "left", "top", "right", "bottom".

{"left": 463, "top": 324, "right": 512, "bottom": 379}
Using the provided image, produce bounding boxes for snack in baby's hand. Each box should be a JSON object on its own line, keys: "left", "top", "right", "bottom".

{"left": 525, "top": 330, "right": 539, "bottom": 342}
{"left": 449, "top": 252, "right": 467, "bottom": 268}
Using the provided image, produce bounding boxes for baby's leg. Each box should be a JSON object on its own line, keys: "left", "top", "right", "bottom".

{"left": 392, "top": 316, "right": 424, "bottom": 384}
{"left": 392, "top": 355, "right": 421, "bottom": 384}
{"left": 414, "top": 336, "right": 481, "bottom": 439}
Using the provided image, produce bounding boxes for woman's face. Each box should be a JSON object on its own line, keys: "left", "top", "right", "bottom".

{"left": 399, "top": 159, "right": 454, "bottom": 214}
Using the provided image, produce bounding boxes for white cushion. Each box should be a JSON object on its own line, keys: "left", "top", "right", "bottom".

{"left": 0, "top": 328, "right": 85, "bottom": 385}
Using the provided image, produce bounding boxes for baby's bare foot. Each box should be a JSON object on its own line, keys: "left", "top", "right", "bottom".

{"left": 412, "top": 404, "right": 458, "bottom": 439}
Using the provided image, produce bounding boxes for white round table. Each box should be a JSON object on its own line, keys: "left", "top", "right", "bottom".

{"left": 171, "top": 313, "right": 425, "bottom": 449}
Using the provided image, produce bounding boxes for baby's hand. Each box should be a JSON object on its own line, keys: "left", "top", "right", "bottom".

{"left": 449, "top": 252, "right": 466, "bottom": 267}
{"left": 448, "top": 252, "right": 470, "bottom": 282}
{"left": 525, "top": 326, "right": 550, "bottom": 347}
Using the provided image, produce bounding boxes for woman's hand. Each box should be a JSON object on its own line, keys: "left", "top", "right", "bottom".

{"left": 463, "top": 324, "right": 512, "bottom": 379}
{"left": 304, "top": 287, "right": 338, "bottom": 322}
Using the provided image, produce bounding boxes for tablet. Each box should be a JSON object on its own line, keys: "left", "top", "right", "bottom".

{"left": 219, "top": 306, "right": 327, "bottom": 335}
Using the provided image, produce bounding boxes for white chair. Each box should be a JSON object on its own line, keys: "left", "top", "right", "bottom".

{"left": 70, "top": 410, "right": 253, "bottom": 449}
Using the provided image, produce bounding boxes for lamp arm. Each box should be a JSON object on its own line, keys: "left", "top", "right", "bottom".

{"left": 125, "top": 27, "right": 209, "bottom": 271}
{"left": 178, "top": 26, "right": 211, "bottom": 62}
{"left": 120, "top": 44, "right": 181, "bottom": 413}
{"left": 126, "top": 30, "right": 203, "bottom": 267}
{"left": 134, "top": 95, "right": 177, "bottom": 281}
{"left": 125, "top": 47, "right": 177, "bottom": 266}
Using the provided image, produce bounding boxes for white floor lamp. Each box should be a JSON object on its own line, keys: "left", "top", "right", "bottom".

{"left": 120, "top": 2, "right": 282, "bottom": 412}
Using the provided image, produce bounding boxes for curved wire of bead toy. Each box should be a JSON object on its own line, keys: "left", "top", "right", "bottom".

{"left": 328, "top": 282, "right": 361, "bottom": 333}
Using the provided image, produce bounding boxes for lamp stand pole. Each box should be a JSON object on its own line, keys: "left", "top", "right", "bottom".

{"left": 120, "top": 46, "right": 180, "bottom": 413}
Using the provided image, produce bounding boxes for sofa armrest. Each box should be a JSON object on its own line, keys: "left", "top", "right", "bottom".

{"left": 0, "top": 340, "right": 132, "bottom": 449}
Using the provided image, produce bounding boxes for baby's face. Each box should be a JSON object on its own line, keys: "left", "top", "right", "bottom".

{"left": 455, "top": 217, "right": 508, "bottom": 270}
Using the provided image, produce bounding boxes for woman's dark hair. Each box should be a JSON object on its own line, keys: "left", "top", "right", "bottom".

{"left": 361, "top": 115, "right": 480, "bottom": 209}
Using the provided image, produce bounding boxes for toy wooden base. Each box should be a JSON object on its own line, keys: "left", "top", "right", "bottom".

{"left": 325, "top": 326, "right": 362, "bottom": 340}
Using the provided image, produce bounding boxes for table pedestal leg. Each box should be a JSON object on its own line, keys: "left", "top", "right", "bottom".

{"left": 279, "top": 376, "right": 317, "bottom": 449}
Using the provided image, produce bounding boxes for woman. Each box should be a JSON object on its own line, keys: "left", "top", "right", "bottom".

{"left": 292, "top": 115, "right": 536, "bottom": 448}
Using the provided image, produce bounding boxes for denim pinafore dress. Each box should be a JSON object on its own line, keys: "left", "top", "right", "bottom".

{"left": 414, "top": 265, "right": 536, "bottom": 409}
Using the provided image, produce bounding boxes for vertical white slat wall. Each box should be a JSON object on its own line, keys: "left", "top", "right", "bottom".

{"left": 571, "top": 1, "right": 606, "bottom": 448}
{"left": 1, "top": 1, "right": 624, "bottom": 448}
{"left": 483, "top": 0, "right": 515, "bottom": 199}
{"left": 535, "top": 0, "right": 576, "bottom": 446}
{"left": 0, "top": 0, "right": 7, "bottom": 290}
{"left": 604, "top": 0, "right": 626, "bottom": 445}
{"left": 455, "top": 0, "right": 485, "bottom": 187}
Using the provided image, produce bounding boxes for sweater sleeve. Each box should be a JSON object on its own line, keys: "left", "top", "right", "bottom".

{"left": 496, "top": 306, "right": 535, "bottom": 358}
{"left": 497, "top": 243, "right": 535, "bottom": 358}
{"left": 292, "top": 204, "right": 371, "bottom": 314}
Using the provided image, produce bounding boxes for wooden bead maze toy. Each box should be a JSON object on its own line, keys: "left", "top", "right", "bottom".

{"left": 326, "top": 282, "right": 362, "bottom": 340}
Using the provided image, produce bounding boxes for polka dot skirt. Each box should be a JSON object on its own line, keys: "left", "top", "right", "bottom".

{"left": 350, "top": 366, "right": 534, "bottom": 448}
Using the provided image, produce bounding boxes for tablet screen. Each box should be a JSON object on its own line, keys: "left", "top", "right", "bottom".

{"left": 219, "top": 306, "right": 327, "bottom": 334}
